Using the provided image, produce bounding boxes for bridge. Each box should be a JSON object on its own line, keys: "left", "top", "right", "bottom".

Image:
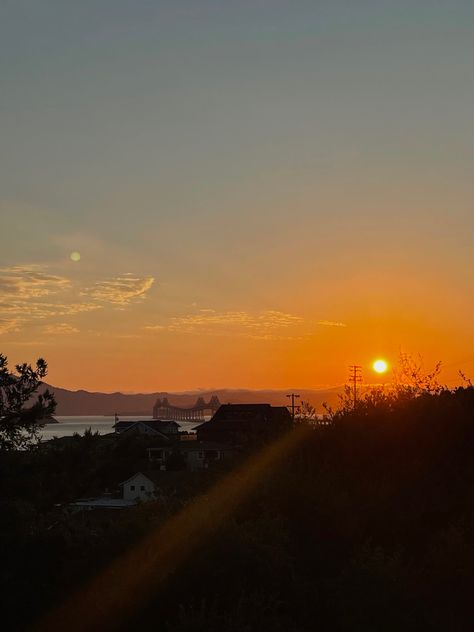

{"left": 152, "top": 395, "right": 221, "bottom": 421}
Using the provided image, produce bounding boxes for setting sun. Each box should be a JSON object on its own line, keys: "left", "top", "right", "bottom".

{"left": 373, "top": 359, "right": 389, "bottom": 374}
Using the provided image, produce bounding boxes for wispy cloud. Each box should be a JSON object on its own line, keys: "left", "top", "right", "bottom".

{"left": 168, "top": 309, "right": 302, "bottom": 332}
{"left": 146, "top": 309, "right": 348, "bottom": 340}
{"left": 0, "top": 301, "right": 102, "bottom": 318}
{"left": 0, "top": 265, "right": 79, "bottom": 334}
{"left": 0, "top": 265, "right": 70, "bottom": 299}
{"left": 0, "top": 316, "right": 22, "bottom": 335}
{"left": 317, "top": 320, "right": 347, "bottom": 328}
{"left": 146, "top": 309, "right": 305, "bottom": 339}
{"left": 0, "top": 265, "right": 154, "bottom": 335}
{"left": 83, "top": 275, "right": 155, "bottom": 305}
{"left": 44, "top": 323, "right": 80, "bottom": 335}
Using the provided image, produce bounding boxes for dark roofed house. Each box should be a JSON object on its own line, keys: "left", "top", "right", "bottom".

{"left": 195, "top": 404, "right": 292, "bottom": 446}
{"left": 114, "top": 420, "right": 173, "bottom": 441}
{"left": 147, "top": 441, "right": 235, "bottom": 471}
{"left": 152, "top": 420, "right": 180, "bottom": 436}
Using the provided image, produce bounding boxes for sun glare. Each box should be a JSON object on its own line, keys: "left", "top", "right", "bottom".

{"left": 373, "top": 359, "right": 388, "bottom": 374}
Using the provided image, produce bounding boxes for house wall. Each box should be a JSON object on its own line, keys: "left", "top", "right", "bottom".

{"left": 186, "top": 450, "right": 206, "bottom": 471}
{"left": 123, "top": 474, "right": 156, "bottom": 501}
{"left": 147, "top": 447, "right": 224, "bottom": 471}
{"left": 183, "top": 449, "right": 224, "bottom": 471}
{"left": 147, "top": 448, "right": 172, "bottom": 465}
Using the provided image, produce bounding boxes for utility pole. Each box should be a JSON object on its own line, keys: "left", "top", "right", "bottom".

{"left": 286, "top": 393, "right": 300, "bottom": 421}
{"left": 348, "top": 365, "right": 362, "bottom": 409}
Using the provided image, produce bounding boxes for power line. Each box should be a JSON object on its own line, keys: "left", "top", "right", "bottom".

{"left": 286, "top": 393, "right": 300, "bottom": 421}
{"left": 348, "top": 365, "right": 362, "bottom": 409}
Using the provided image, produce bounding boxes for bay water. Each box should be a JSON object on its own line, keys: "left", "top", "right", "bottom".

{"left": 40, "top": 416, "right": 203, "bottom": 440}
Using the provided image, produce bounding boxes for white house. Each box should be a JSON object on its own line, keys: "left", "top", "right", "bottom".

{"left": 120, "top": 472, "right": 157, "bottom": 502}
{"left": 70, "top": 472, "right": 158, "bottom": 511}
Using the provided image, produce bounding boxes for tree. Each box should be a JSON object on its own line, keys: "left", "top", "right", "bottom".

{"left": 394, "top": 352, "right": 443, "bottom": 396}
{"left": 0, "top": 354, "right": 56, "bottom": 451}
{"left": 295, "top": 400, "right": 319, "bottom": 425}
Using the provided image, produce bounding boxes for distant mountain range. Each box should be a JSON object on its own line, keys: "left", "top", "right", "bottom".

{"left": 41, "top": 384, "right": 345, "bottom": 416}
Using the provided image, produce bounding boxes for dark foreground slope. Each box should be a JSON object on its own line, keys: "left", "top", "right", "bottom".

{"left": 2, "top": 387, "right": 474, "bottom": 631}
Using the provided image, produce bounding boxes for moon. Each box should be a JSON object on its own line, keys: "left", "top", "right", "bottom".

{"left": 373, "top": 359, "right": 388, "bottom": 374}
{"left": 70, "top": 251, "right": 81, "bottom": 262}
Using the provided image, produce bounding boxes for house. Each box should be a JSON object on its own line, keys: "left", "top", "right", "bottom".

{"left": 153, "top": 420, "right": 180, "bottom": 437}
{"left": 120, "top": 472, "right": 157, "bottom": 502}
{"left": 195, "top": 404, "right": 293, "bottom": 446}
{"left": 147, "top": 441, "right": 234, "bottom": 471}
{"left": 69, "top": 472, "right": 158, "bottom": 511}
{"left": 114, "top": 420, "right": 174, "bottom": 441}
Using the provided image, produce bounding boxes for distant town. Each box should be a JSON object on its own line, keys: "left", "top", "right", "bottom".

{"left": 67, "top": 400, "right": 294, "bottom": 512}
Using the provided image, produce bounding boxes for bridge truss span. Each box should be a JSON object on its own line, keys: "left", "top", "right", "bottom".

{"left": 152, "top": 395, "right": 221, "bottom": 421}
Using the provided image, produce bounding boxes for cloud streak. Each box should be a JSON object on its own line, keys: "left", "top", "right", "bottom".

{"left": 83, "top": 275, "right": 155, "bottom": 305}
{"left": 44, "top": 323, "right": 80, "bottom": 335}
{"left": 147, "top": 309, "right": 308, "bottom": 339}
{"left": 0, "top": 265, "right": 155, "bottom": 335}
{"left": 146, "top": 309, "right": 348, "bottom": 340}
{"left": 317, "top": 320, "right": 347, "bottom": 328}
{"left": 0, "top": 265, "right": 70, "bottom": 299}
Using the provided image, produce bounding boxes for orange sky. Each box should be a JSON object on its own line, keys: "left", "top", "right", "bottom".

{"left": 1, "top": 252, "right": 472, "bottom": 392}
{"left": 2, "top": 2, "right": 474, "bottom": 392}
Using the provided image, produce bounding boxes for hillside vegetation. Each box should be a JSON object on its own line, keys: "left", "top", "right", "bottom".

{"left": 2, "top": 385, "right": 474, "bottom": 630}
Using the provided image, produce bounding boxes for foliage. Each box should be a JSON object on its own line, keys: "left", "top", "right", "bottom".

{"left": 4, "top": 382, "right": 474, "bottom": 630}
{"left": 394, "top": 352, "right": 443, "bottom": 396}
{"left": 0, "top": 354, "right": 56, "bottom": 451}
{"left": 323, "top": 353, "right": 444, "bottom": 421}
{"left": 295, "top": 400, "right": 318, "bottom": 424}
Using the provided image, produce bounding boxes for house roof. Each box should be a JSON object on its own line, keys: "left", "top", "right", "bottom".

{"left": 115, "top": 421, "right": 171, "bottom": 440}
{"left": 195, "top": 404, "right": 292, "bottom": 434}
{"left": 119, "top": 472, "right": 157, "bottom": 487}
{"left": 150, "top": 420, "right": 180, "bottom": 427}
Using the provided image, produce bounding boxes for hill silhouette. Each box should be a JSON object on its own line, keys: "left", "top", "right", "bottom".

{"left": 40, "top": 384, "right": 344, "bottom": 416}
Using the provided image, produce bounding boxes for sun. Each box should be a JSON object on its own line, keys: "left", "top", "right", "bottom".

{"left": 373, "top": 359, "right": 388, "bottom": 374}
{"left": 70, "top": 251, "right": 81, "bottom": 262}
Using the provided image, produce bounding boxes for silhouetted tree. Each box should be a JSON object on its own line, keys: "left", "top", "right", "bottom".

{"left": 0, "top": 354, "right": 56, "bottom": 451}
{"left": 296, "top": 400, "right": 319, "bottom": 425}
{"left": 394, "top": 352, "right": 443, "bottom": 395}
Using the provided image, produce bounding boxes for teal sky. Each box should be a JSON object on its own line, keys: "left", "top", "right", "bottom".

{"left": 1, "top": 1, "right": 474, "bottom": 391}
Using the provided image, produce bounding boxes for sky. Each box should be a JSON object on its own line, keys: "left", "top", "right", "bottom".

{"left": 1, "top": 0, "right": 474, "bottom": 392}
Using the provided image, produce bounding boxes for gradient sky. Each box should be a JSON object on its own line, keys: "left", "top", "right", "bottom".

{"left": 1, "top": 0, "right": 474, "bottom": 392}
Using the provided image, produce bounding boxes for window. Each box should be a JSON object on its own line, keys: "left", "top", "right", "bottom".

{"left": 130, "top": 485, "right": 135, "bottom": 491}
{"left": 140, "top": 485, "right": 145, "bottom": 491}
